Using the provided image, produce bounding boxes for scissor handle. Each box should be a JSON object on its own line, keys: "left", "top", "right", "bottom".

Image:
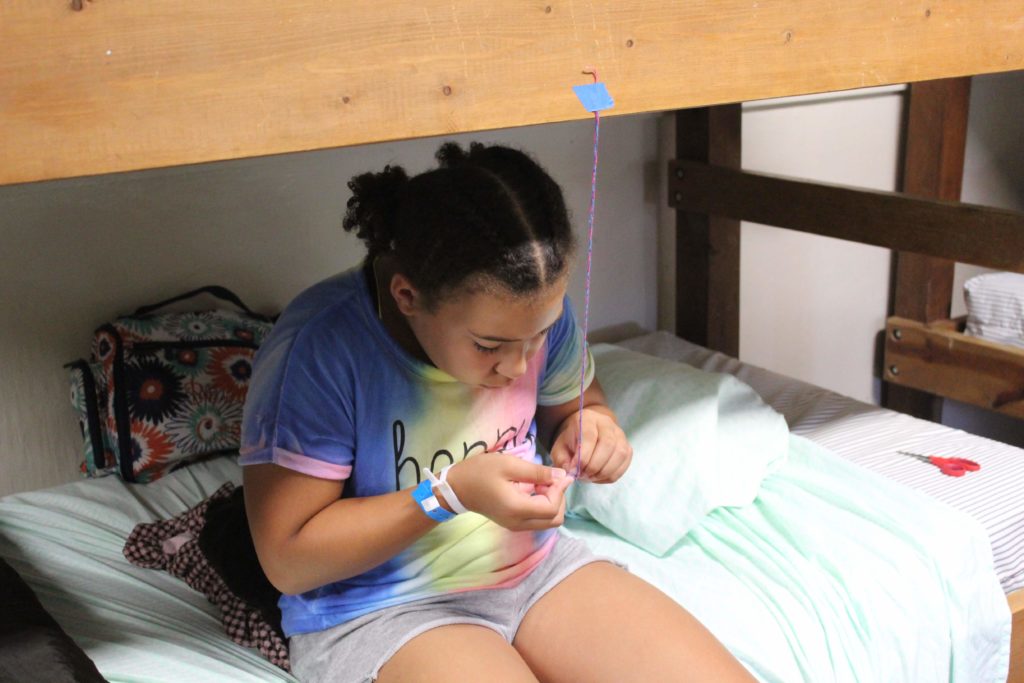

{"left": 897, "top": 451, "right": 980, "bottom": 476}
{"left": 936, "top": 463, "right": 967, "bottom": 477}
{"left": 933, "top": 456, "right": 980, "bottom": 472}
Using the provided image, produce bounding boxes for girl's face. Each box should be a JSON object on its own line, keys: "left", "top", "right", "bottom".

{"left": 394, "top": 275, "right": 568, "bottom": 388}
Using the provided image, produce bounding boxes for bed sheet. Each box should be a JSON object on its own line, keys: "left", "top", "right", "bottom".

{"left": 566, "top": 434, "right": 1009, "bottom": 682}
{"left": 618, "top": 330, "right": 1024, "bottom": 594}
{"left": 0, "top": 457, "right": 295, "bottom": 683}
{"left": 1, "top": 443, "right": 1008, "bottom": 683}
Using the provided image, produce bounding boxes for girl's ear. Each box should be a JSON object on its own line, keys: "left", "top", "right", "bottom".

{"left": 389, "top": 272, "right": 424, "bottom": 317}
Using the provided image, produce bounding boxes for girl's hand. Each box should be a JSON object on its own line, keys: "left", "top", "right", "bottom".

{"left": 443, "top": 452, "right": 573, "bottom": 531}
{"left": 549, "top": 407, "right": 632, "bottom": 483}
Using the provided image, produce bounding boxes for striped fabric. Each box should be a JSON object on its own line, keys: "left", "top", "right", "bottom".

{"left": 617, "top": 331, "right": 1024, "bottom": 594}
{"left": 964, "top": 271, "right": 1024, "bottom": 349}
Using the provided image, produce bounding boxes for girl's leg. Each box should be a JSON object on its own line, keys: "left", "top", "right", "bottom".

{"left": 512, "top": 562, "right": 756, "bottom": 683}
{"left": 377, "top": 623, "right": 540, "bottom": 683}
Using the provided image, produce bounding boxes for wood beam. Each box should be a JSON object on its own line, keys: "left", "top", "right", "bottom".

{"left": 885, "top": 77, "right": 971, "bottom": 420}
{"left": 674, "top": 105, "right": 740, "bottom": 355}
{"left": 3, "top": 1, "right": 1023, "bottom": 185}
{"left": 1009, "top": 590, "right": 1024, "bottom": 683}
{"left": 667, "top": 161, "right": 1024, "bottom": 273}
{"left": 884, "top": 317, "right": 1024, "bottom": 420}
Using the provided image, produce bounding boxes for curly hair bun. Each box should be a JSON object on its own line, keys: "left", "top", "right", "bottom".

{"left": 342, "top": 164, "right": 409, "bottom": 255}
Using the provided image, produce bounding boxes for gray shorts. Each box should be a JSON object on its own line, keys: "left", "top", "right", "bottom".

{"left": 289, "top": 535, "right": 621, "bottom": 683}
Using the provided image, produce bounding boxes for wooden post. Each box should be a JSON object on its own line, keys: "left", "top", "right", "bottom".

{"left": 883, "top": 77, "right": 972, "bottom": 420}
{"left": 674, "top": 105, "right": 741, "bottom": 356}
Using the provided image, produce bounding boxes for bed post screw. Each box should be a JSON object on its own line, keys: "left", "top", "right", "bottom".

{"left": 892, "top": 328, "right": 902, "bottom": 341}
{"left": 675, "top": 168, "right": 684, "bottom": 179}
{"left": 673, "top": 192, "right": 682, "bottom": 203}
{"left": 889, "top": 365, "right": 900, "bottom": 376}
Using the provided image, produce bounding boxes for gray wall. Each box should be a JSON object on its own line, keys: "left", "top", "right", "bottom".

{"left": 0, "top": 115, "right": 659, "bottom": 496}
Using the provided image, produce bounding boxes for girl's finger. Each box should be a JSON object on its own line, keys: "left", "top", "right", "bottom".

{"left": 510, "top": 489, "right": 561, "bottom": 520}
{"left": 549, "top": 439, "right": 574, "bottom": 471}
{"left": 583, "top": 429, "right": 616, "bottom": 480}
{"left": 604, "top": 445, "right": 632, "bottom": 482}
{"left": 504, "top": 457, "right": 566, "bottom": 485}
{"left": 590, "top": 428, "right": 629, "bottom": 481}
{"left": 573, "top": 421, "right": 600, "bottom": 474}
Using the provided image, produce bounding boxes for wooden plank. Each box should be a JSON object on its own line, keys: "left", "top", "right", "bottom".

{"left": 2, "top": 1, "right": 1024, "bottom": 185}
{"left": 1010, "top": 589, "right": 1024, "bottom": 683}
{"left": 668, "top": 161, "right": 1024, "bottom": 273}
{"left": 883, "top": 316, "right": 1024, "bottom": 419}
{"left": 674, "top": 105, "right": 740, "bottom": 356}
{"left": 886, "top": 78, "right": 970, "bottom": 420}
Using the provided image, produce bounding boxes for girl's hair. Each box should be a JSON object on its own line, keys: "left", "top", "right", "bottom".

{"left": 342, "top": 142, "right": 575, "bottom": 308}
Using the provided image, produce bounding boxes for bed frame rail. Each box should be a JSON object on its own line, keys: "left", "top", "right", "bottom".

{"left": 885, "top": 317, "right": 1024, "bottom": 420}
{"left": 667, "top": 160, "right": 1024, "bottom": 273}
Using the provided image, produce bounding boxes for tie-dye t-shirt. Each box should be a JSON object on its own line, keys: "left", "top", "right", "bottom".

{"left": 239, "top": 264, "right": 594, "bottom": 637}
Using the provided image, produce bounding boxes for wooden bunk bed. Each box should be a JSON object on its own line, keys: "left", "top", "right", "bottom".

{"left": 3, "top": 1, "right": 1024, "bottom": 681}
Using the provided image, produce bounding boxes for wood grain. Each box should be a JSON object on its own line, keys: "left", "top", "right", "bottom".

{"left": 668, "top": 161, "right": 1024, "bottom": 273}
{"left": 883, "top": 316, "right": 1024, "bottom": 419}
{"left": 674, "top": 105, "right": 741, "bottom": 356}
{"left": 886, "top": 77, "right": 970, "bottom": 420}
{"left": 1010, "top": 589, "right": 1024, "bottom": 683}
{"left": 3, "top": 0, "right": 1023, "bottom": 184}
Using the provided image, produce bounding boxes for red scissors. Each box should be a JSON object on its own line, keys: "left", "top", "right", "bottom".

{"left": 897, "top": 451, "right": 980, "bottom": 477}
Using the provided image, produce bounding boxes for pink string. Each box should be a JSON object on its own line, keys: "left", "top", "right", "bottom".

{"left": 573, "top": 70, "right": 601, "bottom": 479}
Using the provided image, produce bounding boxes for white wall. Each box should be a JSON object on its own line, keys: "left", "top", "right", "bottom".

{"left": 0, "top": 115, "right": 660, "bottom": 496}
{"left": 740, "top": 86, "right": 904, "bottom": 405}
{"left": 657, "top": 85, "right": 904, "bottom": 404}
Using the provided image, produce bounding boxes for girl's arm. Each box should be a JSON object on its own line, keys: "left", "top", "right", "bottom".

{"left": 244, "top": 452, "right": 572, "bottom": 595}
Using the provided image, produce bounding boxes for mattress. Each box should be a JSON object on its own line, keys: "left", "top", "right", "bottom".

{"left": 965, "top": 271, "right": 1024, "bottom": 348}
{"left": 0, "top": 332, "right": 1015, "bottom": 682}
{"left": 618, "top": 330, "right": 1024, "bottom": 593}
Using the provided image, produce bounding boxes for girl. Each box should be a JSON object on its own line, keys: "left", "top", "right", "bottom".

{"left": 241, "top": 142, "right": 754, "bottom": 683}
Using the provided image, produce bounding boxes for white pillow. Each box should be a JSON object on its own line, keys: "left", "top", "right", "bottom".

{"left": 964, "top": 272, "right": 1024, "bottom": 349}
{"left": 566, "top": 344, "right": 788, "bottom": 556}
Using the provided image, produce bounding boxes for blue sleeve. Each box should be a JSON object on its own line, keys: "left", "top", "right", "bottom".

{"left": 239, "top": 320, "right": 356, "bottom": 480}
{"left": 538, "top": 295, "right": 595, "bottom": 406}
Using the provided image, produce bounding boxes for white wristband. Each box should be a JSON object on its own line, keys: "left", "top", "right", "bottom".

{"left": 422, "top": 465, "right": 469, "bottom": 515}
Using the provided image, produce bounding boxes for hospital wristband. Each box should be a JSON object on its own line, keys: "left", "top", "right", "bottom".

{"left": 423, "top": 465, "right": 469, "bottom": 515}
{"left": 411, "top": 479, "right": 456, "bottom": 523}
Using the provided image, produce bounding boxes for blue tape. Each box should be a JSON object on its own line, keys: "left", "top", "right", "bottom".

{"left": 572, "top": 82, "right": 614, "bottom": 112}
